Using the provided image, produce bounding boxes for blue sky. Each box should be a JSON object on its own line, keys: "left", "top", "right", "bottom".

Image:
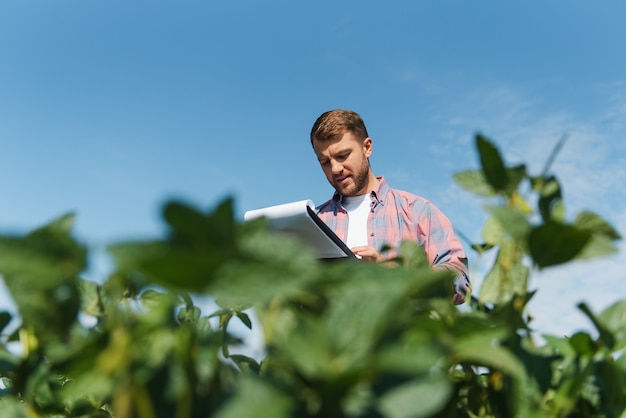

{"left": 1, "top": 1, "right": 625, "bottom": 342}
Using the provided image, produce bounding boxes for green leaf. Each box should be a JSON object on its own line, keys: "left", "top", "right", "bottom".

{"left": 453, "top": 170, "right": 496, "bottom": 197}
{"left": 482, "top": 214, "right": 506, "bottom": 245}
{"left": 0, "top": 348, "right": 20, "bottom": 375}
{"left": 573, "top": 211, "right": 621, "bottom": 259}
{"left": 236, "top": 312, "right": 253, "bottom": 330}
{"left": 476, "top": 134, "right": 508, "bottom": 192}
{"left": 568, "top": 332, "right": 596, "bottom": 356}
{"left": 532, "top": 175, "right": 564, "bottom": 222}
{"left": 108, "top": 198, "right": 241, "bottom": 293}
{"left": 214, "top": 376, "right": 292, "bottom": 418}
{"left": 376, "top": 342, "right": 443, "bottom": 376}
{"left": 574, "top": 211, "right": 621, "bottom": 240}
{"left": 528, "top": 222, "right": 591, "bottom": 268}
{"left": 212, "top": 229, "right": 319, "bottom": 307}
{"left": 378, "top": 370, "right": 452, "bottom": 418}
{"left": 229, "top": 354, "right": 261, "bottom": 375}
{"left": 0, "top": 312, "right": 11, "bottom": 334}
{"left": 479, "top": 238, "right": 528, "bottom": 305}
{"left": 486, "top": 206, "right": 532, "bottom": 241}
{"left": 597, "top": 300, "right": 626, "bottom": 350}
{"left": 177, "top": 305, "right": 201, "bottom": 324}
{"left": 502, "top": 164, "right": 527, "bottom": 196}
{"left": 578, "top": 303, "right": 615, "bottom": 350}
{"left": 78, "top": 279, "right": 105, "bottom": 318}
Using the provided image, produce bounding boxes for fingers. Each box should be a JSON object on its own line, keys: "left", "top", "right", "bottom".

{"left": 351, "top": 246, "right": 381, "bottom": 262}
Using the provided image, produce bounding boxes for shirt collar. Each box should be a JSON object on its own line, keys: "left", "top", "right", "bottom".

{"left": 332, "top": 176, "right": 388, "bottom": 211}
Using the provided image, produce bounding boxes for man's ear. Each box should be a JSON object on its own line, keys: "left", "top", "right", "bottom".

{"left": 363, "top": 137, "right": 373, "bottom": 157}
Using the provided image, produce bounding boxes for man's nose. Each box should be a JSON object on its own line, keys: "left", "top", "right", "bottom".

{"left": 331, "top": 160, "right": 343, "bottom": 173}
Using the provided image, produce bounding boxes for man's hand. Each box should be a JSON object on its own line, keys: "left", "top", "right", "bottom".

{"left": 350, "top": 246, "right": 382, "bottom": 262}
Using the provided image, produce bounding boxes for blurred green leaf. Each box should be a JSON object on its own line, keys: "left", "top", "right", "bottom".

{"left": 0, "top": 214, "right": 84, "bottom": 344}
{"left": 378, "top": 370, "right": 452, "bottom": 418}
{"left": 597, "top": 300, "right": 626, "bottom": 350}
{"left": 568, "top": 332, "right": 596, "bottom": 356}
{"left": 528, "top": 222, "right": 591, "bottom": 268}
{"left": 574, "top": 211, "right": 621, "bottom": 240}
{"left": 578, "top": 303, "right": 615, "bottom": 350}
{"left": 376, "top": 341, "right": 443, "bottom": 376}
{"left": 0, "top": 312, "right": 11, "bottom": 334}
{"left": 235, "top": 312, "right": 253, "bottom": 330}
{"left": 214, "top": 376, "right": 292, "bottom": 418}
{"left": 486, "top": 206, "right": 532, "bottom": 241}
{"left": 532, "top": 175, "right": 565, "bottom": 222}
{"left": 212, "top": 229, "right": 319, "bottom": 307}
{"left": 229, "top": 354, "right": 260, "bottom": 375}
{"left": 479, "top": 238, "right": 528, "bottom": 305}
{"left": 454, "top": 329, "right": 526, "bottom": 381}
{"left": 108, "top": 199, "right": 241, "bottom": 293}
{"left": 453, "top": 169, "right": 497, "bottom": 197}
{"left": 594, "top": 358, "right": 626, "bottom": 417}
{"left": 78, "top": 278, "right": 105, "bottom": 318}
{"left": 476, "top": 134, "right": 508, "bottom": 192}
{"left": 482, "top": 215, "right": 506, "bottom": 245}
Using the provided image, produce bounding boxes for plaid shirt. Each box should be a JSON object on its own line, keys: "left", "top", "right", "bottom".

{"left": 316, "top": 176, "right": 471, "bottom": 304}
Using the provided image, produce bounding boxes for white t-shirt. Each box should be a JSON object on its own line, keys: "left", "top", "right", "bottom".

{"left": 342, "top": 194, "right": 370, "bottom": 249}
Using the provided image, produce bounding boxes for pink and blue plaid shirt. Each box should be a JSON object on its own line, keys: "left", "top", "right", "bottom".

{"left": 316, "top": 176, "right": 471, "bottom": 304}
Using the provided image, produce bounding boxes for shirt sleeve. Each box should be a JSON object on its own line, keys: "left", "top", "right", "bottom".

{"left": 419, "top": 202, "right": 471, "bottom": 304}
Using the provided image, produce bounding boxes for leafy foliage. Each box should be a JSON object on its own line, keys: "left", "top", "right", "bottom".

{"left": 0, "top": 135, "right": 623, "bottom": 417}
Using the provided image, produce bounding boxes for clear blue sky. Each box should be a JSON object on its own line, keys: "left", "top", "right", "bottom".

{"left": 1, "top": 1, "right": 625, "bottom": 339}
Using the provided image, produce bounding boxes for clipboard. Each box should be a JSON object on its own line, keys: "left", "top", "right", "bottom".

{"left": 244, "top": 200, "right": 357, "bottom": 260}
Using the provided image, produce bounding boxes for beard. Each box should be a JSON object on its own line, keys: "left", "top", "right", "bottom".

{"left": 337, "top": 159, "right": 370, "bottom": 197}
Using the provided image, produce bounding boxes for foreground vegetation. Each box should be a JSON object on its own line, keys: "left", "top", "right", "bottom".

{"left": 0, "top": 135, "right": 623, "bottom": 417}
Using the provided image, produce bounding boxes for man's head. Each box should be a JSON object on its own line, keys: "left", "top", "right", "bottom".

{"left": 310, "top": 110, "right": 378, "bottom": 197}
{"left": 310, "top": 109, "right": 369, "bottom": 146}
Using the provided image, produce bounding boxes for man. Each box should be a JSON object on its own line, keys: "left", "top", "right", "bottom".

{"left": 310, "top": 109, "right": 471, "bottom": 304}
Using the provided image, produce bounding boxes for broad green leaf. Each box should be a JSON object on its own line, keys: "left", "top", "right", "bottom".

{"left": 482, "top": 215, "right": 506, "bottom": 245}
{"left": 593, "top": 358, "right": 626, "bottom": 416}
{"left": 575, "top": 234, "right": 619, "bottom": 260}
{"left": 486, "top": 205, "right": 532, "bottom": 241}
{"left": 597, "top": 300, "right": 626, "bottom": 350}
{"left": 214, "top": 376, "right": 292, "bottom": 418}
{"left": 324, "top": 271, "right": 411, "bottom": 362}
{"left": 479, "top": 238, "right": 528, "bottom": 305}
{"left": 568, "top": 332, "right": 596, "bottom": 356}
{"left": 476, "top": 134, "right": 508, "bottom": 192}
{"left": 578, "top": 303, "right": 615, "bottom": 350}
{"left": 454, "top": 330, "right": 527, "bottom": 382}
{"left": 574, "top": 211, "right": 621, "bottom": 259}
{"left": 212, "top": 229, "right": 319, "bottom": 307}
{"left": 378, "top": 370, "right": 452, "bottom": 418}
{"left": 376, "top": 342, "right": 443, "bottom": 375}
{"left": 503, "top": 165, "right": 528, "bottom": 196}
{"left": 574, "top": 211, "right": 621, "bottom": 240}
{"left": 453, "top": 170, "right": 496, "bottom": 197}
{"left": 528, "top": 222, "right": 591, "bottom": 268}
{"left": 0, "top": 397, "right": 30, "bottom": 417}
{"left": 108, "top": 198, "right": 241, "bottom": 292}
{"left": 542, "top": 335, "right": 575, "bottom": 358}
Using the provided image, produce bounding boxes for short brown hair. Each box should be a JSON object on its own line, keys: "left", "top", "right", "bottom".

{"left": 310, "top": 109, "right": 369, "bottom": 147}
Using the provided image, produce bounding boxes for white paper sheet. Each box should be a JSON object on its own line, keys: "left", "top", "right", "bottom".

{"left": 244, "top": 200, "right": 355, "bottom": 259}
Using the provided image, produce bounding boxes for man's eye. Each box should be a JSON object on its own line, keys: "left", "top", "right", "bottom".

{"left": 320, "top": 160, "right": 330, "bottom": 166}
